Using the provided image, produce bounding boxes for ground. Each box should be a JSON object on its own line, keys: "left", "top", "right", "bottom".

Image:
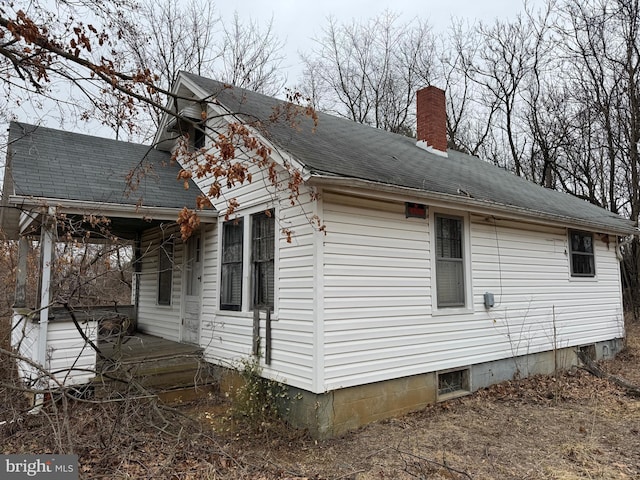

{"left": 2, "top": 322, "right": 640, "bottom": 479}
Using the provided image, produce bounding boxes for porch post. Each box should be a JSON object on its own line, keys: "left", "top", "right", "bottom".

{"left": 133, "top": 231, "right": 142, "bottom": 323}
{"left": 36, "top": 212, "right": 54, "bottom": 375}
{"left": 13, "top": 236, "right": 29, "bottom": 308}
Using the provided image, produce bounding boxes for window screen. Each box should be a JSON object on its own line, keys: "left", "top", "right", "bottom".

{"left": 221, "top": 219, "right": 244, "bottom": 310}
{"left": 435, "top": 215, "right": 465, "bottom": 308}
{"left": 252, "top": 211, "right": 275, "bottom": 311}
{"left": 569, "top": 230, "right": 595, "bottom": 277}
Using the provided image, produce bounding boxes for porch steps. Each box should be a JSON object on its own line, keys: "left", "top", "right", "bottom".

{"left": 93, "top": 333, "right": 218, "bottom": 400}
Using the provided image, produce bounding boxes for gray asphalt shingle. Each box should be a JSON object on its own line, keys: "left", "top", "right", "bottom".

{"left": 184, "top": 72, "right": 635, "bottom": 235}
{"left": 7, "top": 122, "right": 199, "bottom": 209}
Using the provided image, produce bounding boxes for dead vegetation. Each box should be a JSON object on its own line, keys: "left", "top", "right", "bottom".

{"left": 2, "top": 322, "right": 640, "bottom": 479}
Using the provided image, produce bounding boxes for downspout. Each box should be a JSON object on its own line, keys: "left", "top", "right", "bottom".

{"left": 616, "top": 234, "right": 634, "bottom": 261}
{"left": 616, "top": 234, "right": 637, "bottom": 329}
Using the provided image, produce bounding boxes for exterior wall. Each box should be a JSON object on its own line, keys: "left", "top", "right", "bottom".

{"left": 320, "top": 191, "right": 624, "bottom": 392}
{"left": 12, "top": 312, "right": 97, "bottom": 388}
{"left": 197, "top": 161, "right": 318, "bottom": 391}
{"left": 321, "top": 191, "right": 431, "bottom": 390}
{"left": 137, "top": 224, "right": 184, "bottom": 341}
{"left": 11, "top": 312, "right": 40, "bottom": 386}
{"left": 45, "top": 319, "right": 98, "bottom": 386}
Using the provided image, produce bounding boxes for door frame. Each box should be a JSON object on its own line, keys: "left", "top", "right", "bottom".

{"left": 180, "top": 230, "right": 203, "bottom": 344}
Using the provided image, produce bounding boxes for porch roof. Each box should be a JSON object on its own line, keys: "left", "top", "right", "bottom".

{"left": 2, "top": 122, "right": 215, "bottom": 238}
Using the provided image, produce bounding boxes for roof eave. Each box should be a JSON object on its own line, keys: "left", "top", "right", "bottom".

{"left": 309, "top": 175, "right": 637, "bottom": 236}
{"left": 7, "top": 195, "right": 218, "bottom": 223}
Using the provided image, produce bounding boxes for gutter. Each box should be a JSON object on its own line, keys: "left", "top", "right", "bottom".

{"left": 308, "top": 175, "right": 638, "bottom": 236}
{"left": 8, "top": 195, "right": 218, "bottom": 222}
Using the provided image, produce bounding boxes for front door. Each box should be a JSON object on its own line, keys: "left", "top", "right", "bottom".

{"left": 182, "top": 233, "right": 202, "bottom": 344}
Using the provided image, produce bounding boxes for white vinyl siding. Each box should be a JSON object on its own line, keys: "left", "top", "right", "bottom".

{"left": 321, "top": 192, "right": 624, "bottom": 391}
{"left": 198, "top": 162, "right": 317, "bottom": 390}
{"left": 11, "top": 313, "right": 97, "bottom": 387}
{"left": 322, "top": 192, "right": 431, "bottom": 389}
{"left": 137, "top": 225, "right": 184, "bottom": 341}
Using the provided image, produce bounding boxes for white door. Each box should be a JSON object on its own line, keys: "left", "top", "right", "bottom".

{"left": 182, "top": 233, "right": 202, "bottom": 344}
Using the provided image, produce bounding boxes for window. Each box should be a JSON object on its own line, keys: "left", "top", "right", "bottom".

{"left": 438, "top": 368, "right": 470, "bottom": 397}
{"left": 157, "top": 239, "right": 174, "bottom": 305}
{"left": 252, "top": 211, "right": 275, "bottom": 311}
{"left": 435, "top": 214, "right": 465, "bottom": 308}
{"left": 221, "top": 219, "right": 243, "bottom": 310}
{"left": 193, "top": 125, "right": 205, "bottom": 149}
{"left": 569, "top": 230, "right": 595, "bottom": 277}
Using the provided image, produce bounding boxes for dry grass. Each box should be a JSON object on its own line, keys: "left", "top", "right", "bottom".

{"left": 2, "top": 322, "right": 640, "bottom": 479}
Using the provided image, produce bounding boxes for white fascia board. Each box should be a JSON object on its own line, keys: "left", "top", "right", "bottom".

{"left": 8, "top": 196, "right": 218, "bottom": 223}
{"left": 18, "top": 210, "right": 39, "bottom": 234}
{"left": 157, "top": 73, "right": 311, "bottom": 180}
{"left": 309, "top": 176, "right": 637, "bottom": 236}
{"left": 152, "top": 73, "right": 211, "bottom": 148}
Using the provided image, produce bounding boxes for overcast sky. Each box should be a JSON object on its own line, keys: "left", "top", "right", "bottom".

{"left": 215, "top": 0, "right": 541, "bottom": 81}
{"left": 5, "top": 0, "right": 542, "bottom": 140}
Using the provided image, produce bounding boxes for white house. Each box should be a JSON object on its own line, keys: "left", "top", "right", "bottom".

{"left": 3, "top": 72, "right": 636, "bottom": 437}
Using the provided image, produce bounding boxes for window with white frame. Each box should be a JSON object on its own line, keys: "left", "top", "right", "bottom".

{"left": 569, "top": 230, "right": 595, "bottom": 277}
{"left": 435, "top": 214, "right": 465, "bottom": 308}
{"left": 220, "top": 219, "right": 243, "bottom": 311}
{"left": 157, "top": 239, "right": 174, "bottom": 305}
{"left": 251, "top": 210, "right": 275, "bottom": 311}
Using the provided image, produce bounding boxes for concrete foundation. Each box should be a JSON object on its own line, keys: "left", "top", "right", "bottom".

{"left": 218, "top": 338, "right": 624, "bottom": 439}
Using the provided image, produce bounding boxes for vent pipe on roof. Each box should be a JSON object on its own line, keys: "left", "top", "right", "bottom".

{"left": 416, "top": 86, "right": 448, "bottom": 157}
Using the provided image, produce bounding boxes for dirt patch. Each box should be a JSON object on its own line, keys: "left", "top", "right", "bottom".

{"left": 2, "top": 322, "right": 640, "bottom": 479}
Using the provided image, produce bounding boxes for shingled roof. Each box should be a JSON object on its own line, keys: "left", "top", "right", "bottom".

{"left": 183, "top": 72, "right": 636, "bottom": 235}
{"left": 5, "top": 121, "right": 199, "bottom": 209}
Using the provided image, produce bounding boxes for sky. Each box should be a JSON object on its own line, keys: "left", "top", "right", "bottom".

{"left": 215, "top": 0, "right": 541, "bottom": 82}
{"left": 4, "top": 0, "right": 543, "bottom": 141}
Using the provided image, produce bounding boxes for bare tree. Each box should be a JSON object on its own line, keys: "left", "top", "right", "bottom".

{"left": 299, "top": 11, "right": 435, "bottom": 135}
{"left": 218, "top": 13, "right": 285, "bottom": 96}
{"left": 436, "top": 19, "right": 500, "bottom": 157}
{"left": 116, "top": 0, "right": 221, "bottom": 137}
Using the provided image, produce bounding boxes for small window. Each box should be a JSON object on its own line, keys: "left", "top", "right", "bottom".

{"left": 569, "top": 230, "right": 595, "bottom": 277}
{"left": 435, "top": 214, "right": 465, "bottom": 308}
{"left": 252, "top": 211, "right": 275, "bottom": 311}
{"left": 221, "top": 219, "right": 244, "bottom": 311}
{"left": 157, "top": 239, "right": 174, "bottom": 305}
{"left": 193, "top": 126, "right": 206, "bottom": 149}
{"left": 438, "top": 368, "right": 470, "bottom": 397}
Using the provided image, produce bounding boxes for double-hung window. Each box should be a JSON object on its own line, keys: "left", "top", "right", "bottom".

{"left": 252, "top": 211, "right": 275, "bottom": 311}
{"left": 220, "top": 219, "right": 244, "bottom": 310}
{"left": 435, "top": 214, "right": 465, "bottom": 308}
{"left": 220, "top": 210, "right": 276, "bottom": 312}
{"left": 569, "top": 230, "right": 595, "bottom": 277}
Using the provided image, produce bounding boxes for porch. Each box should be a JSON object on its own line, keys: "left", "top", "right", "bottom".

{"left": 95, "top": 331, "right": 217, "bottom": 397}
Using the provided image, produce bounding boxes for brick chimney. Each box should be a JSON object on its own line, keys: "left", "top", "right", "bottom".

{"left": 416, "top": 86, "right": 447, "bottom": 156}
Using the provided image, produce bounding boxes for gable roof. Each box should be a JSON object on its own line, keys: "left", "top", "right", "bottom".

{"left": 183, "top": 72, "right": 636, "bottom": 235}
{"left": 4, "top": 121, "right": 200, "bottom": 209}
